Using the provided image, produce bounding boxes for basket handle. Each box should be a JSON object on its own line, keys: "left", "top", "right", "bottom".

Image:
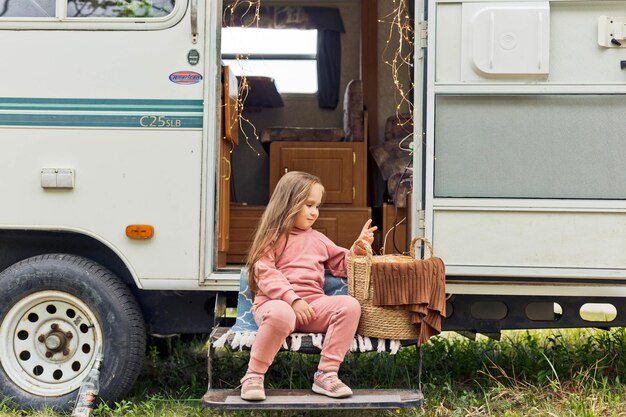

{"left": 349, "top": 239, "right": 374, "bottom": 298}
{"left": 409, "top": 237, "right": 434, "bottom": 259}
{"left": 350, "top": 238, "right": 374, "bottom": 262}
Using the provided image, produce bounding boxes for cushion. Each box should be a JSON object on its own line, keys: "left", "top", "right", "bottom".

{"left": 370, "top": 137, "right": 412, "bottom": 181}
{"left": 384, "top": 113, "right": 413, "bottom": 142}
{"left": 387, "top": 171, "right": 413, "bottom": 208}
{"left": 342, "top": 80, "right": 364, "bottom": 142}
{"left": 260, "top": 127, "right": 344, "bottom": 144}
{"left": 370, "top": 113, "right": 414, "bottom": 203}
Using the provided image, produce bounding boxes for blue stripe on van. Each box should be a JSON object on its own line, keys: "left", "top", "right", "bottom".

{"left": 0, "top": 98, "right": 203, "bottom": 128}
{"left": 0, "top": 98, "right": 203, "bottom": 111}
{"left": 0, "top": 114, "right": 203, "bottom": 129}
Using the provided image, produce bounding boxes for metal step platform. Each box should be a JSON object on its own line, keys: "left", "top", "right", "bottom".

{"left": 202, "top": 388, "right": 424, "bottom": 410}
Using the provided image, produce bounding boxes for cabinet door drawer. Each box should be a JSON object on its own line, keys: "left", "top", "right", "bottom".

{"left": 269, "top": 141, "right": 366, "bottom": 206}
{"left": 317, "top": 207, "right": 371, "bottom": 249}
{"left": 227, "top": 205, "right": 371, "bottom": 264}
{"left": 280, "top": 146, "right": 354, "bottom": 204}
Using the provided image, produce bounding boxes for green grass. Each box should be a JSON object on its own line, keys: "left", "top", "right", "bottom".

{"left": 5, "top": 328, "right": 626, "bottom": 416}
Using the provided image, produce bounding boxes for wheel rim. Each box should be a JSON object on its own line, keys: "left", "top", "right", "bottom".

{"left": 0, "top": 290, "right": 103, "bottom": 397}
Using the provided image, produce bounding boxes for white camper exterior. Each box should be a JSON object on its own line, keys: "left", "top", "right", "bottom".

{"left": 1, "top": 0, "right": 626, "bottom": 410}
{"left": 0, "top": 0, "right": 225, "bottom": 409}
{"left": 422, "top": 0, "right": 626, "bottom": 300}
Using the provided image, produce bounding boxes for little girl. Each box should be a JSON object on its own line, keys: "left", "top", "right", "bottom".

{"left": 240, "top": 171, "right": 376, "bottom": 401}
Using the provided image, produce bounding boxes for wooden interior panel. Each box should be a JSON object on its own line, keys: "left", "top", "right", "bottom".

{"left": 320, "top": 207, "right": 371, "bottom": 250}
{"left": 227, "top": 205, "right": 371, "bottom": 264}
{"left": 310, "top": 217, "right": 339, "bottom": 243}
{"left": 223, "top": 66, "right": 239, "bottom": 145}
{"left": 269, "top": 141, "right": 366, "bottom": 207}
{"left": 226, "top": 205, "right": 263, "bottom": 264}
{"left": 217, "top": 66, "right": 239, "bottom": 267}
{"left": 281, "top": 147, "right": 353, "bottom": 204}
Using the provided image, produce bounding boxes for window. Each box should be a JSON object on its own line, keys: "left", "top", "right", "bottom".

{"left": 0, "top": 0, "right": 54, "bottom": 17}
{"left": 67, "top": 0, "right": 174, "bottom": 18}
{"left": 221, "top": 27, "right": 318, "bottom": 94}
{"left": 0, "top": 0, "right": 174, "bottom": 19}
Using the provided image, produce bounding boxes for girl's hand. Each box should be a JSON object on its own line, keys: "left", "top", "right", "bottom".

{"left": 291, "top": 299, "right": 316, "bottom": 326}
{"left": 354, "top": 219, "right": 377, "bottom": 255}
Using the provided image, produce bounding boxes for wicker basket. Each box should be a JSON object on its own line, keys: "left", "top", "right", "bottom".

{"left": 347, "top": 237, "right": 434, "bottom": 340}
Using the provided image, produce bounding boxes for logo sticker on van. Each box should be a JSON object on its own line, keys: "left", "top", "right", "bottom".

{"left": 169, "top": 71, "right": 203, "bottom": 85}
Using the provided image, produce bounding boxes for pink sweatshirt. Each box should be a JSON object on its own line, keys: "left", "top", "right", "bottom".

{"left": 253, "top": 227, "right": 350, "bottom": 309}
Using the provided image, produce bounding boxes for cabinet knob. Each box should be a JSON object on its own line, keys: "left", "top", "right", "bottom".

{"left": 284, "top": 167, "right": 289, "bottom": 174}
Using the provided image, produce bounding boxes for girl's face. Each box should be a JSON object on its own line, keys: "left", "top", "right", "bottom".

{"left": 294, "top": 183, "right": 323, "bottom": 230}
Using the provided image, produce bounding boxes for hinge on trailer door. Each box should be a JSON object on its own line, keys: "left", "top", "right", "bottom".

{"left": 415, "top": 20, "right": 427, "bottom": 60}
{"left": 419, "top": 21, "right": 428, "bottom": 49}
{"left": 417, "top": 209, "right": 426, "bottom": 234}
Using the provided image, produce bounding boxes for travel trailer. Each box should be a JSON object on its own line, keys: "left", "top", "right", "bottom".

{"left": 2, "top": 0, "right": 626, "bottom": 410}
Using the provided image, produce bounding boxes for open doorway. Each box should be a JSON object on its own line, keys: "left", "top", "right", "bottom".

{"left": 217, "top": 1, "right": 415, "bottom": 268}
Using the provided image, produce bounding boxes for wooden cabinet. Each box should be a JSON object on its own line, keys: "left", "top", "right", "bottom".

{"left": 269, "top": 141, "right": 367, "bottom": 207}
{"left": 217, "top": 66, "right": 239, "bottom": 267}
{"left": 316, "top": 206, "right": 372, "bottom": 249}
{"left": 226, "top": 102, "right": 370, "bottom": 265}
{"left": 235, "top": 140, "right": 372, "bottom": 265}
{"left": 228, "top": 205, "right": 372, "bottom": 264}
{"left": 226, "top": 206, "right": 261, "bottom": 265}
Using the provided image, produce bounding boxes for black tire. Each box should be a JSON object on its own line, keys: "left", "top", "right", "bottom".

{"left": 0, "top": 254, "right": 146, "bottom": 410}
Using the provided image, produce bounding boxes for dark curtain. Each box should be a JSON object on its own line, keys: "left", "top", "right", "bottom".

{"left": 316, "top": 30, "right": 341, "bottom": 109}
{"left": 303, "top": 6, "right": 344, "bottom": 32}
{"left": 305, "top": 7, "right": 344, "bottom": 110}
{"left": 223, "top": 5, "right": 344, "bottom": 109}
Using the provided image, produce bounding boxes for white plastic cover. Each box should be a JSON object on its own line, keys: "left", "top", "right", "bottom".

{"left": 461, "top": 2, "right": 550, "bottom": 80}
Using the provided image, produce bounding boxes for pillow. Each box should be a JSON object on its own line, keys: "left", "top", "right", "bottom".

{"left": 260, "top": 127, "right": 344, "bottom": 143}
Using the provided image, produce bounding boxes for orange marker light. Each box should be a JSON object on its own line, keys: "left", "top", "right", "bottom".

{"left": 125, "top": 225, "right": 154, "bottom": 240}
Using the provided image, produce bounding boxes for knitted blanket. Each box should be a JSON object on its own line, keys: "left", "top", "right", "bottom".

{"left": 371, "top": 257, "right": 446, "bottom": 345}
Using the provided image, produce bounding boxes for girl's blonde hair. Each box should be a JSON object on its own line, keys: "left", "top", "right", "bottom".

{"left": 246, "top": 171, "right": 324, "bottom": 293}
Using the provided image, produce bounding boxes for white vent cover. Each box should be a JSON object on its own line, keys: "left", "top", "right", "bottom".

{"left": 462, "top": 2, "right": 550, "bottom": 80}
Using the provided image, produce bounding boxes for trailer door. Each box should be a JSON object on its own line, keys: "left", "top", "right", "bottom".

{"left": 425, "top": 0, "right": 626, "bottom": 297}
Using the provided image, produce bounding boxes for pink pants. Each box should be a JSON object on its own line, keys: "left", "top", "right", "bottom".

{"left": 247, "top": 295, "right": 361, "bottom": 374}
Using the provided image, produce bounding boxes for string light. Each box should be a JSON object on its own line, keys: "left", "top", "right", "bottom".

{"left": 223, "top": 0, "right": 261, "bottom": 28}
{"left": 223, "top": 1, "right": 262, "bottom": 155}
{"left": 380, "top": 0, "right": 415, "bottom": 142}
{"left": 223, "top": 0, "right": 418, "bottom": 153}
{"left": 380, "top": 0, "right": 417, "bottom": 251}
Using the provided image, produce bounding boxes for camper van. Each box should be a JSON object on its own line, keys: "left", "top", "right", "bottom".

{"left": 2, "top": 0, "right": 626, "bottom": 410}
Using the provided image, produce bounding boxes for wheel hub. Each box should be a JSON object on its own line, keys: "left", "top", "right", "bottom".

{"left": 39, "top": 324, "right": 73, "bottom": 357}
{"left": 45, "top": 333, "right": 63, "bottom": 351}
{"left": 0, "top": 291, "right": 103, "bottom": 396}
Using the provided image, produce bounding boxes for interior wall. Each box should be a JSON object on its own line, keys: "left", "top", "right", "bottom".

{"left": 230, "top": 0, "right": 412, "bottom": 204}
{"left": 376, "top": 0, "right": 413, "bottom": 147}
{"left": 231, "top": 0, "right": 361, "bottom": 205}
